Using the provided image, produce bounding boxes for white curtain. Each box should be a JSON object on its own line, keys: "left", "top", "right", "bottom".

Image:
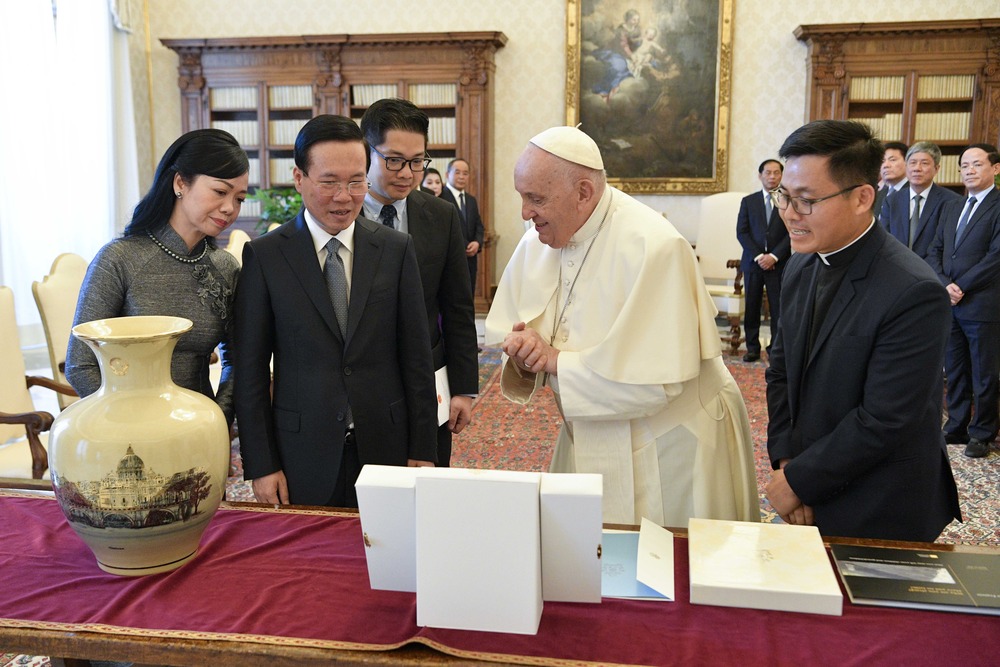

{"left": 0, "top": 0, "right": 138, "bottom": 335}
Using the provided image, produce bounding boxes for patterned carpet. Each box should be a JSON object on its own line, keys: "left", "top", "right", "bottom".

{"left": 225, "top": 347, "right": 997, "bottom": 546}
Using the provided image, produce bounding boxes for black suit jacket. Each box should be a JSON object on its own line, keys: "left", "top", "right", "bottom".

{"left": 234, "top": 213, "right": 437, "bottom": 505}
{"left": 927, "top": 187, "right": 1000, "bottom": 322}
{"left": 736, "top": 191, "right": 790, "bottom": 274}
{"left": 881, "top": 184, "right": 960, "bottom": 260}
{"left": 404, "top": 189, "right": 478, "bottom": 394}
{"left": 440, "top": 187, "right": 485, "bottom": 249}
{"left": 766, "top": 223, "right": 960, "bottom": 541}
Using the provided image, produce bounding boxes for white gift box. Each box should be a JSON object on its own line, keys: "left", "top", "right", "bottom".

{"left": 355, "top": 464, "right": 419, "bottom": 592}
{"left": 415, "top": 468, "right": 543, "bottom": 635}
{"left": 688, "top": 518, "right": 843, "bottom": 616}
{"left": 540, "top": 472, "right": 603, "bottom": 603}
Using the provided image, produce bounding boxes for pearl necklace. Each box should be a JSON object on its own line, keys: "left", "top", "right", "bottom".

{"left": 147, "top": 231, "right": 208, "bottom": 264}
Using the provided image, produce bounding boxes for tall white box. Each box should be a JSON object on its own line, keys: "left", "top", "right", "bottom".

{"left": 355, "top": 465, "right": 419, "bottom": 592}
{"left": 415, "top": 468, "right": 543, "bottom": 634}
{"left": 540, "top": 472, "right": 603, "bottom": 602}
{"left": 688, "top": 519, "right": 843, "bottom": 616}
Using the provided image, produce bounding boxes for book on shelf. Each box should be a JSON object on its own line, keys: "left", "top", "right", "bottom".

{"left": 268, "top": 158, "right": 296, "bottom": 185}
{"left": 917, "top": 74, "right": 975, "bottom": 100}
{"left": 351, "top": 84, "right": 399, "bottom": 107}
{"left": 268, "top": 85, "right": 313, "bottom": 109}
{"left": 849, "top": 76, "right": 904, "bottom": 101}
{"left": 688, "top": 518, "right": 843, "bottom": 616}
{"left": 268, "top": 119, "right": 308, "bottom": 146}
{"left": 210, "top": 86, "right": 258, "bottom": 110}
{"left": 914, "top": 112, "right": 971, "bottom": 142}
{"left": 831, "top": 544, "right": 1000, "bottom": 616}
{"left": 210, "top": 120, "right": 259, "bottom": 146}
{"left": 408, "top": 83, "right": 457, "bottom": 106}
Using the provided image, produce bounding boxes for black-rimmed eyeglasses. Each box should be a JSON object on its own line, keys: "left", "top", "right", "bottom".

{"left": 770, "top": 184, "right": 864, "bottom": 215}
{"left": 371, "top": 146, "right": 432, "bottom": 173}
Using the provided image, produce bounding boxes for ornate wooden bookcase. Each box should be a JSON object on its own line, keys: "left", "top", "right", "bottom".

{"left": 795, "top": 19, "right": 1000, "bottom": 191}
{"left": 161, "top": 32, "right": 507, "bottom": 310}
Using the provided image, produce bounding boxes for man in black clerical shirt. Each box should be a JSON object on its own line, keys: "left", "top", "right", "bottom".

{"left": 765, "top": 120, "right": 961, "bottom": 542}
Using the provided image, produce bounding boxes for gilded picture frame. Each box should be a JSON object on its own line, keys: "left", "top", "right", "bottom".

{"left": 566, "top": 0, "right": 733, "bottom": 194}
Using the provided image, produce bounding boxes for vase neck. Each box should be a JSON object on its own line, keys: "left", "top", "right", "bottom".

{"left": 86, "top": 336, "right": 180, "bottom": 392}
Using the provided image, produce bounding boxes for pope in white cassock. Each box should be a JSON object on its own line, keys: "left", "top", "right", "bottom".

{"left": 485, "top": 126, "right": 759, "bottom": 526}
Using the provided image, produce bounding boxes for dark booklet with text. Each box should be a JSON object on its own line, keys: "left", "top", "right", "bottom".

{"left": 831, "top": 544, "right": 1000, "bottom": 616}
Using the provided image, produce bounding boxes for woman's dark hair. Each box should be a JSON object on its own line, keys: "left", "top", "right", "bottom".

{"left": 124, "top": 128, "right": 249, "bottom": 239}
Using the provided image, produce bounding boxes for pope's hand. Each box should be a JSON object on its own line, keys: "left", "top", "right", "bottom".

{"left": 502, "top": 322, "right": 559, "bottom": 375}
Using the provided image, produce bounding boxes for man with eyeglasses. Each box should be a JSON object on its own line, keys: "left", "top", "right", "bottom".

{"left": 765, "top": 120, "right": 960, "bottom": 542}
{"left": 234, "top": 114, "right": 437, "bottom": 507}
{"left": 440, "top": 158, "right": 485, "bottom": 296}
{"left": 927, "top": 143, "right": 1000, "bottom": 459}
{"left": 881, "top": 141, "right": 959, "bottom": 262}
{"left": 360, "top": 98, "right": 479, "bottom": 468}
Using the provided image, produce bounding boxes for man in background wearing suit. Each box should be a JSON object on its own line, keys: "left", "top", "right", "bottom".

{"left": 882, "top": 142, "right": 959, "bottom": 262}
{"left": 766, "top": 120, "right": 960, "bottom": 542}
{"left": 360, "top": 98, "right": 479, "bottom": 467}
{"left": 234, "top": 115, "right": 437, "bottom": 507}
{"left": 927, "top": 143, "right": 1000, "bottom": 459}
{"left": 874, "top": 140, "right": 908, "bottom": 222}
{"left": 736, "top": 159, "right": 789, "bottom": 362}
{"left": 440, "top": 158, "right": 485, "bottom": 296}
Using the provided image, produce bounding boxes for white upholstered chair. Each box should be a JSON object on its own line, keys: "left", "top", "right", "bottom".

{"left": 32, "top": 252, "right": 86, "bottom": 410}
{"left": 0, "top": 286, "right": 75, "bottom": 483}
{"left": 224, "top": 228, "right": 252, "bottom": 266}
{"left": 695, "top": 192, "right": 749, "bottom": 355}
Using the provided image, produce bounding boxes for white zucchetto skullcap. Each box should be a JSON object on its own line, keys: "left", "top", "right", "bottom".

{"left": 528, "top": 126, "right": 604, "bottom": 170}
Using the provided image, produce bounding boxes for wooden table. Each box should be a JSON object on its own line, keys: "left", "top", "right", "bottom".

{"left": 1, "top": 490, "right": 996, "bottom": 667}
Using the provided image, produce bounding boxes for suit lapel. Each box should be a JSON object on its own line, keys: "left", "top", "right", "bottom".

{"left": 279, "top": 214, "right": 342, "bottom": 341}
{"left": 346, "top": 217, "right": 385, "bottom": 348}
{"left": 914, "top": 186, "right": 937, "bottom": 244}
{"left": 784, "top": 256, "right": 818, "bottom": 418}
{"left": 955, "top": 189, "right": 1000, "bottom": 251}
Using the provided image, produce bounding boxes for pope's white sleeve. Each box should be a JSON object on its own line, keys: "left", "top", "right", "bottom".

{"left": 556, "top": 350, "right": 682, "bottom": 420}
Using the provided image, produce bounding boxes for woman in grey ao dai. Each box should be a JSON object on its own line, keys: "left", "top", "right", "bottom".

{"left": 66, "top": 129, "right": 249, "bottom": 425}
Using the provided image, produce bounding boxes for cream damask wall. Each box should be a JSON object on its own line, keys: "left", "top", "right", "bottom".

{"left": 145, "top": 0, "right": 991, "bottom": 276}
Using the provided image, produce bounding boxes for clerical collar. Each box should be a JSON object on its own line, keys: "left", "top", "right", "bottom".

{"left": 817, "top": 218, "right": 875, "bottom": 267}
{"left": 568, "top": 186, "right": 613, "bottom": 245}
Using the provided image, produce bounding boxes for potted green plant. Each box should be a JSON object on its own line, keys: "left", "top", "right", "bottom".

{"left": 247, "top": 188, "right": 302, "bottom": 235}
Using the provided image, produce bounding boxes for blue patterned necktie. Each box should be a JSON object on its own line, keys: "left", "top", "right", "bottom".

{"left": 324, "top": 238, "right": 348, "bottom": 336}
{"left": 954, "top": 196, "right": 976, "bottom": 245}
{"left": 379, "top": 204, "right": 396, "bottom": 229}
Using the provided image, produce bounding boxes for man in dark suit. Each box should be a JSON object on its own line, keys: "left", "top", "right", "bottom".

{"left": 440, "top": 158, "right": 485, "bottom": 296}
{"left": 873, "top": 141, "right": 908, "bottom": 223}
{"left": 766, "top": 120, "right": 960, "bottom": 542}
{"left": 927, "top": 143, "right": 1000, "bottom": 459}
{"left": 736, "top": 159, "right": 790, "bottom": 362}
{"left": 360, "top": 98, "right": 479, "bottom": 467}
{"left": 881, "top": 141, "right": 960, "bottom": 262}
{"left": 234, "top": 115, "right": 437, "bottom": 507}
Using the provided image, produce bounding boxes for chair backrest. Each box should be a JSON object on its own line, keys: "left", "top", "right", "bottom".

{"left": 224, "top": 229, "right": 252, "bottom": 266}
{"left": 697, "top": 192, "right": 749, "bottom": 282}
{"left": 32, "top": 253, "right": 87, "bottom": 409}
{"left": 0, "top": 286, "right": 37, "bottom": 442}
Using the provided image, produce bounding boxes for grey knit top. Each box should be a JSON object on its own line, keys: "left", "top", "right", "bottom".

{"left": 65, "top": 225, "right": 240, "bottom": 424}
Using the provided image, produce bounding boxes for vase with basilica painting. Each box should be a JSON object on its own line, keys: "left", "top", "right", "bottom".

{"left": 48, "top": 316, "right": 229, "bottom": 576}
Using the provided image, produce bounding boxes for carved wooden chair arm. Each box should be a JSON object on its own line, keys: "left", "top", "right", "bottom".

{"left": 726, "top": 259, "right": 744, "bottom": 295}
{"left": 27, "top": 375, "right": 77, "bottom": 397}
{"left": 0, "top": 408, "right": 52, "bottom": 478}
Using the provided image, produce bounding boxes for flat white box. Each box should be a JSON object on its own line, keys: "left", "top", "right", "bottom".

{"left": 540, "top": 472, "right": 603, "bottom": 602}
{"left": 415, "top": 468, "right": 543, "bottom": 634}
{"left": 355, "top": 464, "right": 419, "bottom": 592}
{"left": 688, "top": 519, "right": 843, "bottom": 616}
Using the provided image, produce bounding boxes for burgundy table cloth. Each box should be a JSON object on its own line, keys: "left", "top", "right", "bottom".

{"left": 0, "top": 491, "right": 996, "bottom": 666}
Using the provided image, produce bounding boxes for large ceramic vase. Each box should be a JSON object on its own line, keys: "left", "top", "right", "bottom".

{"left": 49, "top": 316, "right": 229, "bottom": 576}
